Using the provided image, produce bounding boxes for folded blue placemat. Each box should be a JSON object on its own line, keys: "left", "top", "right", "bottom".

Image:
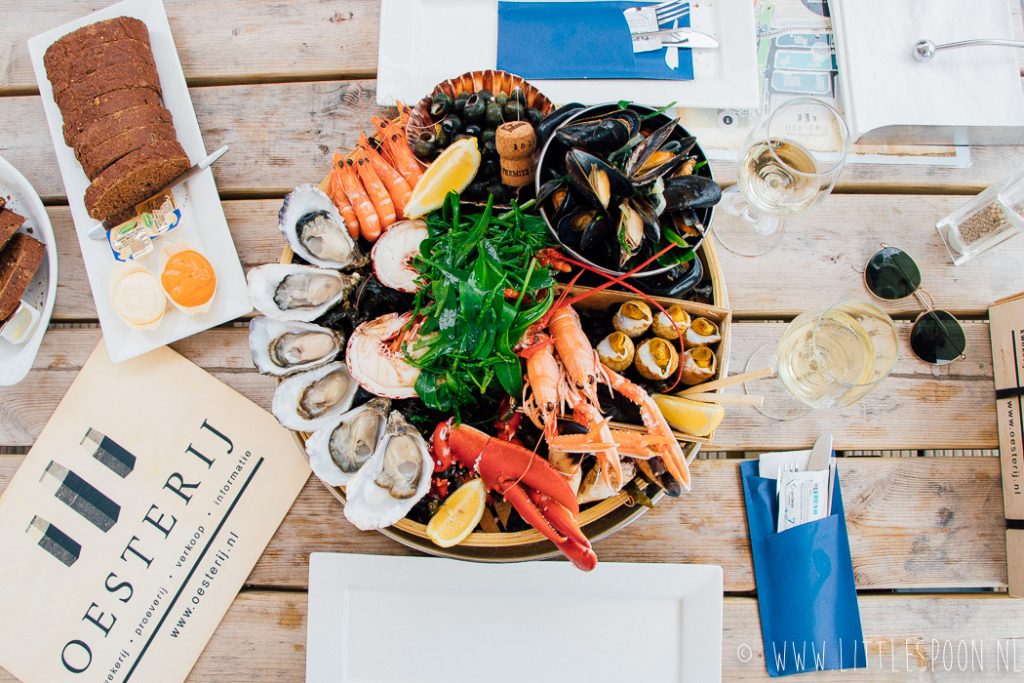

{"left": 497, "top": 1, "right": 694, "bottom": 81}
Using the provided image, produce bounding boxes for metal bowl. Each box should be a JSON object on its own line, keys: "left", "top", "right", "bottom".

{"left": 534, "top": 102, "right": 716, "bottom": 281}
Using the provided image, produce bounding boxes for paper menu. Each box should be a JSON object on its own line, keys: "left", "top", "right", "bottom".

{"left": 830, "top": 0, "right": 1024, "bottom": 144}
{"left": 0, "top": 342, "right": 309, "bottom": 683}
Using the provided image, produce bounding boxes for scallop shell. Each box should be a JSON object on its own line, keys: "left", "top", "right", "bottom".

{"left": 246, "top": 264, "right": 358, "bottom": 322}
{"left": 306, "top": 398, "right": 391, "bottom": 487}
{"left": 249, "top": 316, "right": 342, "bottom": 376}
{"left": 279, "top": 184, "right": 364, "bottom": 269}
{"left": 272, "top": 361, "right": 359, "bottom": 431}
{"left": 159, "top": 240, "right": 217, "bottom": 315}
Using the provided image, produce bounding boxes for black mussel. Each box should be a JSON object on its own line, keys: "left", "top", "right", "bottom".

{"left": 477, "top": 89, "right": 493, "bottom": 102}
{"left": 578, "top": 213, "right": 613, "bottom": 264}
{"left": 616, "top": 198, "right": 661, "bottom": 268}
{"left": 503, "top": 100, "right": 526, "bottom": 120}
{"left": 485, "top": 101, "right": 503, "bottom": 127}
{"left": 464, "top": 123, "right": 482, "bottom": 139}
{"left": 565, "top": 148, "right": 633, "bottom": 210}
{"left": 660, "top": 136, "right": 696, "bottom": 156}
{"left": 481, "top": 128, "right": 496, "bottom": 144}
{"left": 441, "top": 114, "right": 462, "bottom": 137}
{"left": 536, "top": 176, "right": 567, "bottom": 210}
{"left": 635, "top": 257, "right": 704, "bottom": 299}
{"left": 662, "top": 175, "right": 722, "bottom": 210}
{"left": 430, "top": 92, "right": 452, "bottom": 118}
{"left": 556, "top": 209, "right": 594, "bottom": 251}
{"left": 488, "top": 182, "right": 512, "bottom": 204}
{"left": 453, "top": 92, "right": 470, "bottom": 112}
{"left": 673, "top": 210, "right": 706, "bottom": 241}
{"left": 550, "top": 185, "right": 581, "bottom": 223}
{"left": 557, "top": 117, "right": 632, "bottom": 155}
{"left": 463, "top": 94, "right": 486, "bottom": 122}
{"left": 625, "top": 119, "right": 686, "bottom": 184}
{"left": 527, "top": 108, "right": 544, "bottom": 127}
{"left": 413, "top": 131, "right": 437, "bottom": 159}
{"left": 510, "top": 86, "right": 527, "bottom": 104}
{"left": 494, "top": 92, "right": 509, "bottom": 106}
{"left": 536, "top": 102, "right": 584, "bottom": 146}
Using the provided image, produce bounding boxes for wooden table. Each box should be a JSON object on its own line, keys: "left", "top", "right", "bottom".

{"left": 3, "top": 2, "right": 1024, "bottom": 680}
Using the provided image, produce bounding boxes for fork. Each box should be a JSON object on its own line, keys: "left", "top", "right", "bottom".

{"left": 775, "top": 461, "right": 799, "bottom": 499}
{"left": 623, "top": 1, "right": 690, "bottom": 35}
{"left": 652, "top": 0, "right": 690, "bottom": 26}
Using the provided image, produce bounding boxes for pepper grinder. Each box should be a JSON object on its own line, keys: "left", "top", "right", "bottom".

{"left": 495, "top": 121, "right": 536, "bottom": 188}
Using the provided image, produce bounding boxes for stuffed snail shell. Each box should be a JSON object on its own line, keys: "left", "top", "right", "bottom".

{"left": 684, "top": 317, "right": 721, "bottom": 348}
{"left": 613, "top": 301, "right": 653, "bottom": 338}
{"left": 652, "top": 305, "right": 691, "bottom": 340}
{"left": 596, "top": 331, "right": 635, "bottom": 372}
{"left": 635, "top": 337, "right": 679, "bottom": 381}
{"left": 680, "top": 345, "right": 717, "bottom": 385}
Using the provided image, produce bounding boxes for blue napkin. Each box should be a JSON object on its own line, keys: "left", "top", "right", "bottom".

{"left": 740, "top": 458, "right": 867, "bottom": 677}
{"left": 497, "top": 1, "right": 694, "bottom": 81}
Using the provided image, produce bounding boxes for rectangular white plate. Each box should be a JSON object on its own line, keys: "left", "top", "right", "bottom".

{"left": 307, "top": 553, "right": 723, "bottom": 682}
{"left": 377, "top": 0, "right": 759, "bottom": 110}
{"left": 27, "top": 0, "right": 251, "bottom": 364}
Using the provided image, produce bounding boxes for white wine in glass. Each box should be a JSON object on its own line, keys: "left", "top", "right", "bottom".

{"left": 736, "top": 140, "right": 820, "bottom": 215}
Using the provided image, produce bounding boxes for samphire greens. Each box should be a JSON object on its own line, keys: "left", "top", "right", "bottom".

{"left": 408, "top": 193, "right": 555, "bottom": 418}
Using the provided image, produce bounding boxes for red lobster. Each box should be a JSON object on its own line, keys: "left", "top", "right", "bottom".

{"left": 433, "top": 420, "right": 597, "bottom": 571}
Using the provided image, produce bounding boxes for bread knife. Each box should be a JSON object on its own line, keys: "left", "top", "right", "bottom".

{"left": 87, "top": 145, "right": 230, "bottom": 240}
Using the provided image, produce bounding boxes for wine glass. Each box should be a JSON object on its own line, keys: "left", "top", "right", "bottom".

{"left": 744, "top": 299, "right": 900, "bottom": 420}
{"left": 714, "top": 97, "right": 851, "bottom": 257}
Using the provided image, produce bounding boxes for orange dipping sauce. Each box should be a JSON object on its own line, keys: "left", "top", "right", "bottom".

{"left": 161, "top": 250, "right": 216, "bottom": 307}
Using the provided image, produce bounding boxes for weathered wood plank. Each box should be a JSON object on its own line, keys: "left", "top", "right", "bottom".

{"left": 2, "top": 82, "right": 1021, "bottom": 203}
{"left": 0, "top": 318, "right": 996, "bottom": 450}
{"left": 39, "top": 195, "right": 1024, "bottom": 321}
{"left": 0, "top": 0, "right": 380, "bottom": 93}
{"left": 5, "top": 592, "right": 1022, "bottom": 682}
{"left": 0, "top": 451, "right": 1005, "bottom": 592}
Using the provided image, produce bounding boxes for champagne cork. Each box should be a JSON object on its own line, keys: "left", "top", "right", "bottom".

{"left": 495, "top": 121, "right": 537, "bottom": 188}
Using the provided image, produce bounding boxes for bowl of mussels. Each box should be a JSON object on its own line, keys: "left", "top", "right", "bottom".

{"left": 535, "top": 103, "right": 722, "bottom": 294}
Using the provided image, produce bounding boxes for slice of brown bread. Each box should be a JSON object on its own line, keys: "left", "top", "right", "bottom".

{"left": 62, "top": 88, "right": 162, "bottom": 146}
{"left": 84, "top": 141, "right": 189, "bottom": 223}
{"left": 80, "top": 121, "right": 178, "bottom": 179}
{"left": 53, "top": 61, "right": 161, "bottom": 115}
{"left": 48, "top": 42, "right": 156, "bottom": 96}
{"left": 43, "top": 17, "right": 151, "bottom": 75}
{"left": 0, "top": 233, "right": 46, "bottom": 322}
{"left": 0, "top": 208, "right": 26, "bottom": 252}
{"left": 74, "top": 103, "right": 172, "bottom": 160}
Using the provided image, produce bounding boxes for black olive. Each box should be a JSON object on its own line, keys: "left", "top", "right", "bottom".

{"left": 485, "top": 101, "right": 503, "bottom": 127}
{"left": 480, "top": 158, "right": 500, "bottom": 180}
{"left": 510, "top": 86, "right": 527, "bottom": 104}
{"left": 477, "top": 89, "right": 493, "bottom": 102}
{"left": 434, "top": 129, "right": 449, "bottom": 148}
{"left": 441, "top": 114, "right": 462, "bottom": 136}
{"left": 413, "top": 139, "right": 435, "bottom": 159}
{"left": 463, "top": 180, "right": 488, "bottom": 200}
{"left": 483, "top": 139, "right": 498, "bottom": 157}
{"left": 488, "top": 182, "right": 513, "bottom": 203}
{"left": 454, "top": 133, "right": 475, "bottom": 142}
{"left": 503, "top": 100, "right": 526, "bottom": 120}
{"left": 453, "top": 92, "right": 470, "bottom": 112}
{"left": 494, "top": 92, "right": 509, "bottom": 106}
{"left": 430, "top": 92, "right": 452, "bottom": 118}
{"left": 464, "top": 123, "right": 482, "bottom": 138}
{"left": 462, "top": 94, "right": 486, "bottom": 122}
{"left": 527, "top": 108, "right": 544, "bottom": 126}
{"left": 481, "top": 128, "right": 496, "bottom": 144}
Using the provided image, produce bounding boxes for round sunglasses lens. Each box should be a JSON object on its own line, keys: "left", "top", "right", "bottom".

{"left": 865, "top": 247, "right": 921, "bottom": 300}
{"left": 910, "top": 310, "right": 966, "bottom": 365}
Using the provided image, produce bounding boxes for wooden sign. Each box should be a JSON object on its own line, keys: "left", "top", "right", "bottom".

{"left": 0, "top": 342, "right": 310, "bottom": 681}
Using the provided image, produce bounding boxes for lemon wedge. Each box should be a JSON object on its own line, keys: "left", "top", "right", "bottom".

{"left": 653, "top": 394, "right": 725, "bottom": 438}
{"left": 404, "top": 137, "right": 481, "bottom": 218}
{"left": 426, "top": 478, "right": 486, "bottom": 548}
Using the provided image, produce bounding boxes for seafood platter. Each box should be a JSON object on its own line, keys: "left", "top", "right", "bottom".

{"left": 247, "top": 70, "right": 730, "bottom": 570}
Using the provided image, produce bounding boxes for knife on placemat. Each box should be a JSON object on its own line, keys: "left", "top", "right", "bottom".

{"left": 808, "top": 432, "right": 835, "bottom": 511}
{"left": 87, "top": 145, "right": 230, "bottom": 240}
{"left": 631, "top": 28, "right": 719, "bottom": 54}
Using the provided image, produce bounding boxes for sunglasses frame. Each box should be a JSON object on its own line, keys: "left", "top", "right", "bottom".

{"left": 861, "top": 244, "right": 967, "bottom": 366}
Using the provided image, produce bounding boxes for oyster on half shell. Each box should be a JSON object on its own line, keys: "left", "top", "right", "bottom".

{"left": 247, "top": 264, "right": 359, "bottom": 322}
{"left": 306, "top": 398, "right": 391, "bottom": 487}
{"left": 272, "top": 361, "right": 359, "bottom": 431}
{"left": 343, "top": 411, "right": 432, "bottom": 531}
{"left": 280, "top": 184, "right": 365, "bottom": 269}
{"left": 249, "top": 317, "right": 342, "bottom": 376}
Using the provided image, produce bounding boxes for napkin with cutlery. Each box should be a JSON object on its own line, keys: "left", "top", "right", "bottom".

{"left": 496, "top": 1, "right": 694, "bottom": 81}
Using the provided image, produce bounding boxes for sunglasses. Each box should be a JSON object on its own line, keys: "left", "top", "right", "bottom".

{"left": 863, "top": 246, "right": 967, "bottom": 365}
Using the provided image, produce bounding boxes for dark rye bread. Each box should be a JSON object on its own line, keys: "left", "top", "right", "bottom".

{"left": 53, "top": 61, "right": 161, "bottom": 115}
{"left": 80, "top": 121, "right": 178, "bottom": 179}
{"left": 62, "top": 88, "right": 161, "bottom": 146}
{"left": 0, "top": 233, "right": 46, "bottom": 322}
{"left": 0, "top": 208, "right": 26, "bottom": 252}
{"left": 74, "top": 103, "right": 171, "bottom": 160}
{"left": 43, "top": 17, "right": 150, "bottom": 75}
{"left": 84, "top": 141, "right": 189, "bottom": 223}
{"left": 47, "top": 38, "right": 153, "bottom": 92}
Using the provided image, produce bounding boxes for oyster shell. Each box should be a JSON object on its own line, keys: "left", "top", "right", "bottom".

{"left": 271, "top": 361, "right": 359, "bottom": 431}
{"left": 279, "top": 184, "right": 364, "bottom": 269}
{"left": 247, "top": 264, "right": 359, "bottom": 322}
{"left": 343, "top": 411, "right": 432, "bottom": 531}
{"left": 249, "top": 317, "right": 342, "bottom": 376}
{"left": 306, "top": 398, "right": 391, "bottom": 486}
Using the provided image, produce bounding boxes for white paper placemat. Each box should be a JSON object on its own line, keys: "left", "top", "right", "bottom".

{"left": 307, "top": 553, "right": 724, "bottom": 682}
{"left": 27, "top": 0, "right": 251, "bottom": 364}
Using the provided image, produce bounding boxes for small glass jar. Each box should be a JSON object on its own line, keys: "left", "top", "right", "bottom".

{"left": 937, "top": 166, "right": 1024, "bottom": 266}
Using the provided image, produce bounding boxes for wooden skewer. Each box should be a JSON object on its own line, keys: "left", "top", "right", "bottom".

{"left": 683, "top": 392, "right": 765, "bottom": 407}
{"left": 676, "top": 366, "right": 774, "bottom": 396}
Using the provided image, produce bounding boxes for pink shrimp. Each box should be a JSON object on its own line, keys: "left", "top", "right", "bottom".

{"left": 328, "top": 154, "right": 360, "bottom": 239}
{"left": 338, "top": 159, "right": 381, "bottom": 242}
{"left": 353, "top": 155, "right": 396, "bottom": 230}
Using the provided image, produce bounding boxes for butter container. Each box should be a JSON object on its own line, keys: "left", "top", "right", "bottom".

{"left": 107, "top": 190, "right": 183, "bottom": 262}
{"left": 0, "top": 300, "right": 41, "bottom": 345}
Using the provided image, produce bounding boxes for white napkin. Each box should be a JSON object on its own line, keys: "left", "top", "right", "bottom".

{"left": 831, "top": 0, "right": 1024, "bottom": 140}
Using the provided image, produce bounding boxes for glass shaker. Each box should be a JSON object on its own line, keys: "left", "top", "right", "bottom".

{"left": 936, "top": 166, "right": 1024, "bottom": 266}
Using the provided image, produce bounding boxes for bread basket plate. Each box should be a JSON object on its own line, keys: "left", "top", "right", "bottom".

{"left": 0, "top": 156, "right": 58, "bottom": 386}
{"left": 27, "top": 0, "right": 251, "bottom": 364}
